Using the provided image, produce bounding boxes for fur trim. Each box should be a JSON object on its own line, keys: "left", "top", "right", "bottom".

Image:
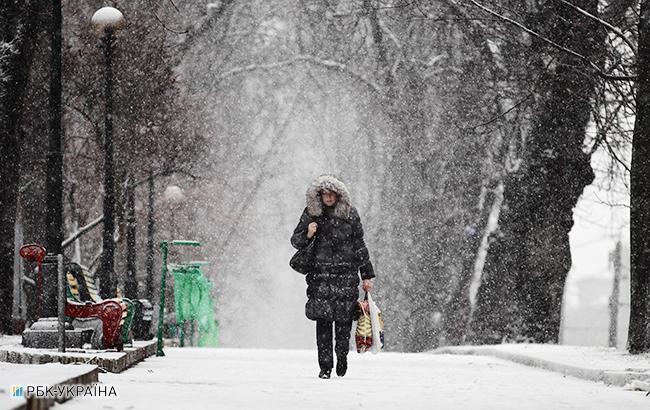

{"left": 306, "top": 175, "right": 352, "bottom": 219}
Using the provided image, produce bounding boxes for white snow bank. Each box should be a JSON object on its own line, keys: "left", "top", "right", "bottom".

{"left": 624, "top": 378, "right": 650, "bottom": 392}
{"left": 0, "top": 362, "right": 97, "bottom": 409}
{"left": 0, "top": 362, "right": 96, "bottom": 386}
{"left": 435, "top": 343, "right": 650, "bottom": 387}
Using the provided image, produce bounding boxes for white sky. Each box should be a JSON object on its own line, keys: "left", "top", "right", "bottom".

{"left": 569, "top": 146, "right": 630, "bottom": 279}
{"left": 567, "top": 146, "right": 630, "bottom": 302}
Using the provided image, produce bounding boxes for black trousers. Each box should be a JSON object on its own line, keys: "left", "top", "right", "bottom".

{"left": 316, "top": 319, "right": 352, "bottom": 370}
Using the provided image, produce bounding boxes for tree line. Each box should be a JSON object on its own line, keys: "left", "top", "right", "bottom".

{"left": 1, "top": 0, "right": 648, "bottom": 353}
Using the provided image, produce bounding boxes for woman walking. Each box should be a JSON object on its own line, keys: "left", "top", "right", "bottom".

{"left": 291, "top": 175, "right": 375, "bottom": 379}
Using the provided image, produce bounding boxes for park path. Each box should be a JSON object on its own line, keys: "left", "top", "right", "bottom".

{"left": 60, "top": 347, "right": 649, "bottom": 409}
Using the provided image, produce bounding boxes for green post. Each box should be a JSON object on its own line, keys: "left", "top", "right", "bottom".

{"left": 156, "top": 241, "right": 169, "bottom": 357}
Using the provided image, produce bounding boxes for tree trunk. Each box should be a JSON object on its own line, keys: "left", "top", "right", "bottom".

{"left": 68, "top": 185, "right": 82, "bottom": 263}
{"left": 609, "top": 240, "right": 621, "bottom": 348}
{"left": 470, "top": 0, "right": 603, "bottom": 343}
{"left": 0, "top": 1, "right": 41, "bottom": 334}
{"left": 629, "top": 0, "right": 650, "bottom": 354}
{"left": 43, "top": 0, "right": 63, "bottom": 317}
{"left": 146, "top": 172, "right": 155, "bottom": 301}
{"left": 125, "top": 177, "right": 138, "bottom": 299}
{"left": 45, "top": 0, "right": 63, "bottom": 255}
{"left": 441, "top": 183, "right": 497, "bottom": 345}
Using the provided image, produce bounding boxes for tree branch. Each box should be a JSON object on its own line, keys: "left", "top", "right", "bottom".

{"left": 178, "top": 0, "right": 236, "bottom": 52}
{"left": 466, "top": 0, "right": 636, "bottom": 81}
{"left": 61, "top": 215, "right": 103, "bottom": 250}
{"left": 215, "top": 55, "right": 382, "bottom": 93}
{"left": 553, "top": 0, "right": 637, "bottom": 56}
{"left": 603, "top": 135, "right": 631, "bottom": 173}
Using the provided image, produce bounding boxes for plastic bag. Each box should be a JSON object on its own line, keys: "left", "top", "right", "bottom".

{"left": 355, "top": 292, "right": 384, "bottom": 353}
{"left": 367, "top": 292, "right": 384, "bottom": 354}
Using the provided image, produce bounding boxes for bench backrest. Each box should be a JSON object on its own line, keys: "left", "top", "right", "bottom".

{"left": 65, "top": 263, "right": 101, "bottom": 303}
{"left": 81, "top": 268, "right": 102, "bottom": 302}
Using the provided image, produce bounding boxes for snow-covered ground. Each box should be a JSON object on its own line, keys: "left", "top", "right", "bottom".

{"left": 436, "top": 343, "right": 650, "bottom": 388}
{"left": 0, "top": 362, "right": 96, "bottom": 410}
{"left": 59, "top": 347, "right": 649, "bottom": 409}
{"left": 437, "top": 343, "right": 650, "bottom": 375}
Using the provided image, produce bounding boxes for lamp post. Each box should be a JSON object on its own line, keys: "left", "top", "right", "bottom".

{"left": 92, "top": 7, "right": 125, "bottom": 299}
{"left": 125, "top": 175, "right": 138, "bottom": 299}
{"left": 146, "top": 171, "right": 156, "bottom": 301}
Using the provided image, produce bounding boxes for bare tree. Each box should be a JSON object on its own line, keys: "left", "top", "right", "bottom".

{"left": 0, "top": 0, "right": 42, "bottom": 333}
{"left": 629, "top": 0, "right": 650, "bottom": 354}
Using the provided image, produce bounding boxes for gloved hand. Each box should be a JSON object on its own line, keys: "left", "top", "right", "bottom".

{"left": 362, "top": 279, "right": 373, "bottom": 292}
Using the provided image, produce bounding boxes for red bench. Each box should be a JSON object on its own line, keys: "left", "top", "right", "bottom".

{"left": 19, "top": 244, "right": 126, "bottom": 351}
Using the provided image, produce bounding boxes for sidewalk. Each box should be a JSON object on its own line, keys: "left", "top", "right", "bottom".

{"left": 434, "top": 344, "right": 650, "bottom": 389}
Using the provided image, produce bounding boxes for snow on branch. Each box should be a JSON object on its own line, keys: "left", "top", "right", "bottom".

{"left": 0, "top": 41, "right": 16, "bottom": 94}
{"left": 61, "top": 215, "right": 103, "bottom": 250}
{"left": 215, "top": 55, "right": 382, "bottom": 93}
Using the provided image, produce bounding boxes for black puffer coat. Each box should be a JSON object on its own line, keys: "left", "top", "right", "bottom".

{"left": 290, "top": 175, "right": 375, "bottom": 321}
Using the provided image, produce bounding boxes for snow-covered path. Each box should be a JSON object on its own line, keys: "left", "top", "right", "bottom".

{"left": 60, "top": 347, "right": 648, "bottom": 409}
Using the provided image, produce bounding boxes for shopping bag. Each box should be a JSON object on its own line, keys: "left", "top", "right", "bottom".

{"left": 355, "top": 301, "right": 372, "bottom": 353}
{"left": 355, "top": 292, "right": 384, "bottom": 353}
{"left": 367, "top": 292, "right": 384, "bottom": 354}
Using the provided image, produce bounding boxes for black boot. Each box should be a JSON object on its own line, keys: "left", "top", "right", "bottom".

{"left": 333, "top": 320, "right": 352, "bottom": 377}
{"left": 318, "top": 369, "right": 331, "bottom": 379}
{"left": 336, "top": 354, "right": 347, "bottom": 377}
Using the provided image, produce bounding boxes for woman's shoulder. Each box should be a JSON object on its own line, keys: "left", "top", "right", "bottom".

{"left": 347, "top": 206, "right": 361, "bottom": 221}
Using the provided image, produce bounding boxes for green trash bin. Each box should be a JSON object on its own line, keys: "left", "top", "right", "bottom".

{"left": 156, "top": 240, "right": 219, "bottom": 356}
{"left": 170, "top": 263, "right": 219, "bottom": 348}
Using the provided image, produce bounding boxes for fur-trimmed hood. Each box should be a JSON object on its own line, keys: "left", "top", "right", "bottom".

{"left": 306, "top": 175, "right": 352, "bottom": 219}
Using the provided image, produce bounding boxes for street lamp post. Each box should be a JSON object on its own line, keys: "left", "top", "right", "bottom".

{"left": 92, "top": 7, "right": 125, "bottom": 299}
{"left": 125, "top": 175, "right": 138, "bottom": 299}
{"left": 146, "top": 171, "right": 156, "bottom": 301}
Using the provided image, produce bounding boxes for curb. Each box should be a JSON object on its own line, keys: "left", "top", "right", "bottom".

{"left": 0, "top": 340, "right": 156, "bottom": 373}
{"left": 433, "top": 346, "right": 650, "bottom": 387}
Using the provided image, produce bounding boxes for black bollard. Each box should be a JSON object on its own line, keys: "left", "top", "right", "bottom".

{"left": 40, "top": 254, "right": 60, "bottom": 318}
